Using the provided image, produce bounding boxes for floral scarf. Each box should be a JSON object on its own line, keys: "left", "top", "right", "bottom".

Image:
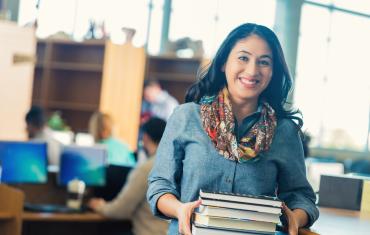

{"left": 200, "top": 87, "right": 277, "bottom": 162}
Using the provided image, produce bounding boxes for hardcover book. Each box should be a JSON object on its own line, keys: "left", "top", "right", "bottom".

{"left": 193, "top": 213, "right": 277, "bottom": 234}
{"left": 201, "top": 198, "right": 282, "bottom": 214}
{"left": 192, "top": 224, "right": 280, "bottom": 235}
{"left": 200, "top": 190, "right": 282, "bottom": 208}
{"left": 198, "top": 205, "right": 281, "bottom": 223}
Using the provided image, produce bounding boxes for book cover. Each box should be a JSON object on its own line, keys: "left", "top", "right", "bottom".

{"left": 318, "top": 174, "right": 364, "bottom": 210}
{"left": 193, "top": 213, "right": 277, "bottom": 234}
{"left": 192, "top": 224, "right": 279, "bottom": 235}
{"left": 200, "top": 190, "right": 282, "bottom": 208}
{"left": 198, "top": 205, "right": 281, "bottom": 223}
{"left": 201, "top": 198, "right": 282, "bottom": 214}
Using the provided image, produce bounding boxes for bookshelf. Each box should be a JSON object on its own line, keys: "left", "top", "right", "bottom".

{"left": 32, "top": 39, "right": 104, "bottom": 132}
{"left": 145, "top": 56, "right": 202, "bottom": 103}
{"left": 32, "top": 39, "right": 145, "bottom": 150}
{"left": 31, "top": 39, "right": 201, "bottom": 148}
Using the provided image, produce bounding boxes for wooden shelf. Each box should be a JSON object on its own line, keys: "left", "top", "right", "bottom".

{"left": 22, "top": 211, "right": 110, "bottom": 222}
{"left": 0, "top": 212, "right": 14, "bottom": 220}
{"left": 38, "top": 38, "right": 105, "bottom": 46}
{"left": 31, "top": 38, "right": 199, "bottom": 135}
{"left": 36, "top": 62, "right": 102, "bottom": 72}
{"left": 49, "top": 62, "right": 103, "bottom": 72}
{"left": 47, "top": 101, "right": 98, "bottom": 111}
{"left": 31, "top": 39, "right": 105, "bottom": 132}
{"left": 148, "top": 55, "right": 202, "bottom": 62}
{"left": 149, "top": 72, "right": 197, "bottom": 82}
{"left": 145, "top": 56, "right": 201, "bottom": 103}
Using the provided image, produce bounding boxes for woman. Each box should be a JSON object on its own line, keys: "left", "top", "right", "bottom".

{"left": 89, "top": 111, "right": 136, "bottom": 167}
{"left": 147, "top": 23, "right": 319, "bottom": 235}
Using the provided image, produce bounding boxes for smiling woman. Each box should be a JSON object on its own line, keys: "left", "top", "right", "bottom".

{"left": 147, "top": 23, "right": 319, "bottom": 235}
{"left": 222, "top": 35, "right": 273, "bottom": 123}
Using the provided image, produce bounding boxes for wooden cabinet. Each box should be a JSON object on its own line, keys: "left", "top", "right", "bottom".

{"left": 32, "top": 39, "right": 105, "bottom": 132}
{"left": 31, "top": 39, "right": 202, "bottom": 149}
{"left": 0, "top": 184, "right": 25, "bottom": 235}
{"left": 145, "top": 56, "right": 202, "bottom": 103}
{"left": 32, "top": 39, "right": 145, "bottom": 150}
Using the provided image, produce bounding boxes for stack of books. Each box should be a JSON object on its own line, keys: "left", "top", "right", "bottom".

{"left": 192, "top": 190, "right": 282, "bottom": 235}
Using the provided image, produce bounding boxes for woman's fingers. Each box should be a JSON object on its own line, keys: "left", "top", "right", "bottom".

{"left": 178, "top": 199, "right": 202, "bottom": 235}
{"left": 282, "top": 203, "right": 298, "bottom": 235}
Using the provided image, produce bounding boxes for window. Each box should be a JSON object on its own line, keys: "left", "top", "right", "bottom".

{"left": 295, "top": 2, "right": 370, "bottom": 151}
{"left": 18, "top": 0, "right": 163, "bottom": 54}
{"left": 170, "top": 0, "right": 276, "bottom": 57}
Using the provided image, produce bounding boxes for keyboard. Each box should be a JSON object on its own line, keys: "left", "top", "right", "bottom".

{"left": 24, "top": 202, "right": 87, "bottom": 213}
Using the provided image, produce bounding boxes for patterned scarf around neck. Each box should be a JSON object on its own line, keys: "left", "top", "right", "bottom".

{"left": 200, "top": 87, "right": 277, "bottom": 162}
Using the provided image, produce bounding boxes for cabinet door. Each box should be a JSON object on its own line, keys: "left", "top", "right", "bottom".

{"left": 100, "top": 42, "right": 146, "bottom": 150}
{"left": 0, "top": 22, "right": 36, "bottom": 140}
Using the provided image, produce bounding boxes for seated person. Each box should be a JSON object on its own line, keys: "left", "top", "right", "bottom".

{"left": 142, "top": 80, "right": 179, "bottom": 121}
{"left": 89, "top": 111, "right": 136, "bottom": 167}
{"left": 25, "top": 106, "right": 62, "bottom": 166}
{"left": 88, "top": 117, "right": 168, "bottom": 235}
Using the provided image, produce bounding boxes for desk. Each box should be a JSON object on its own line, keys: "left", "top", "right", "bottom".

{"left": 20, "top": 208, "right": 370, "bottom": 235}
{"left": 309, "top": 207, "right": 370, "bottom": 235}
{"left": 23, "top": 211, "right": 110, "bottom": 222}
{"left": 22, "top": 211, "right": 131, "bottom": 235}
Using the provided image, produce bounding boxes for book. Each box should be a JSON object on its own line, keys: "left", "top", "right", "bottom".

{"left": 193, "top": 213, "right": 277, "bottom": 234}
{"left": 201, "top": 198, "right": 282, "bottom": 214}
{"left": 192, "top": 224, "right": 279, "bottom": 235}
{"left": 200, "top": 190, "right": 282, "bottom": 208}
{"left": 198, "top": 205, "right": 281, "bottom": 223}
{"left": 318, "top": 174, "right": 367, "bottom": 210}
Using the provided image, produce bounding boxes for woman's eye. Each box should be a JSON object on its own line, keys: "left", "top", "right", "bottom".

{"left": 238, "top": 56, "right": 248, "bottom": 61}
{"left": 259, "top": 60, "right": 271, "bottom": 66}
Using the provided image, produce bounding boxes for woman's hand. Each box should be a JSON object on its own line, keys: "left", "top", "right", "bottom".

{"left": 88, "top": 198, "right": 106, "bottom": 211}
{"left": 176, "top": 199, "right": 202, "bottom": 235}
{"left": 282, "top": 203, "right": 299, "bottom": 235}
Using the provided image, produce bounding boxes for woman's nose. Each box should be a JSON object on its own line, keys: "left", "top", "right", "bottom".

{"left": 244, "top": 61, "right": 259, "bottom": 77}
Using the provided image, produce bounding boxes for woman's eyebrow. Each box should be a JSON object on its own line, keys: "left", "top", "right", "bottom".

{"left": 238, "top": 50, "right": 272, "bottom": 60}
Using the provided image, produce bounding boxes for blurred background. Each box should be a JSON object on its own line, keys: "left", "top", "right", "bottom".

{"left": 1, "top": 0, "right": 370, "bottom": 160}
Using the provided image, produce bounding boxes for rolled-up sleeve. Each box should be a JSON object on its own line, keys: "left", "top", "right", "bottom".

{"left": 275, "top": 120, "right": 319, "bottom": 227}
{"left": 147, "top": 106, "right": 186, "bottom": 219}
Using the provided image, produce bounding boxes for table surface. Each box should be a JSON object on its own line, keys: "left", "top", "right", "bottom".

{"left": 309, "top": 207, "right": 370, "bottom": 235}
{"left": 22, "top": 211, "right": 116, "bottom": 222}
{"left": 22, "top": 207, "right": 370, "bottom": 234}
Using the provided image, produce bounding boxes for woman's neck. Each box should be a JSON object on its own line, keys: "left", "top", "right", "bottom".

{"left": 231, "top": 98, "right": 258, "bottom": 125}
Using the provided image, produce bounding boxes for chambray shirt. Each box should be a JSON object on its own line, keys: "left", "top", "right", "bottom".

{"left": 147, "top": 103, "right": 319, "bottom": 235}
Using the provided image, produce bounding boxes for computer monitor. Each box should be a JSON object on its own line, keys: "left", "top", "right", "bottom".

{"left": 59, "top": 145, "right": 107, "bottom": 187}
{"left": 0, "top": 141, "right": 48, "bottom": 184}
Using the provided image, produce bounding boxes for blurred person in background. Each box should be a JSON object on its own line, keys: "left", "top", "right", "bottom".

{"left": 88, "top": 117, "right": 168, "bottom": 235}
{"left": 142, "top": 80, "right": 179, "bottom": 122}
{"left": 89, "top": 111, "right": 136, "bottom": 167}
{"left": 25, "top": 106, "right": 62, "bottom": 166}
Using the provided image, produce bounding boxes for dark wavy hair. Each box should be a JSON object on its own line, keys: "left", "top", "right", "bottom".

{"left": 185, "top": 23, "right": 302, "bottom": 127}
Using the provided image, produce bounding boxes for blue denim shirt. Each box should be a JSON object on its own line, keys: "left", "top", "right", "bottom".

{"left": 147, "top": 103, "right": 319, "bottom": 234}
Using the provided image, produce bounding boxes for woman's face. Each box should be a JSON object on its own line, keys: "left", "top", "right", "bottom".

{"left": 223, "top": 34, "right": 273, "bottom": 105}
